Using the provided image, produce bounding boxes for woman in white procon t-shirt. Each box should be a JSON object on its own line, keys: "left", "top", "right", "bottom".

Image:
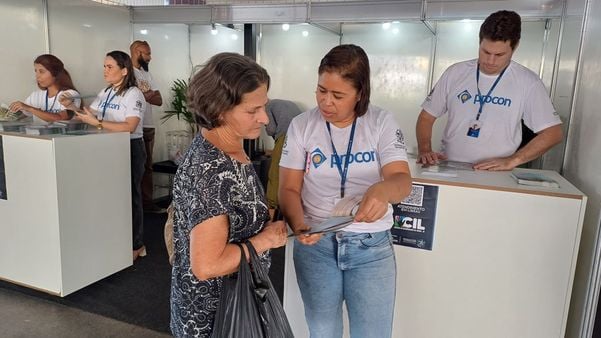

{"left": 279, "top": 44, "right": 413, "bottom": 338}
{"left": 9, "top": 54, "right": 81, "bottom": 124}
{"left": 71, "top": 50, "right": 147, "bottom": 261}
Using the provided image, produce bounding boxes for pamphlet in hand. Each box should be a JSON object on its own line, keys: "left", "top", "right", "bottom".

{"left": 298, "top": 195, "right": 363, "bottom": 236}
{"left": 510, "top": 170, "right": 560, "bottom": 188}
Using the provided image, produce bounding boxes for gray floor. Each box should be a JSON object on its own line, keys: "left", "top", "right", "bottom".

{"left": 0, "top": 287, "right": 170, "bottom": 338}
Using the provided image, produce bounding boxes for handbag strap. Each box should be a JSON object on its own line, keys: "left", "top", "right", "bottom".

{"left": 243, "top": 241, "right": 270, "bottom": 301}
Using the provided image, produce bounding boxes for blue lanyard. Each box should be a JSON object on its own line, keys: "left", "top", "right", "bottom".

{"left": 475, "top": 64, "right": 507, "bottom": 120}
{"left": 326, "top": 119, "right": 357, "bottom": 198}
{"left": 45, "top": 91, "right": 58, "bottom": 112}
{"left": 100, "top": 88, "right": 117, "bottom": 121}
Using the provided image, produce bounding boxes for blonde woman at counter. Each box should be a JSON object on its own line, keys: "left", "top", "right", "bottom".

{"left": 9, "top": 54, "right": 81, "bottom": 124}
{"left": 64, "top": 50, "right": 147, "bottom": 261}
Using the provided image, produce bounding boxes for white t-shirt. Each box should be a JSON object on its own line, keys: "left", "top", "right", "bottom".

{"left": 90, "top": 86, "right": 145, "bottom": 139}
{"left": 280, "top": 105, "right": 408, "bottom": 233}
{"left": 23, "top": 89, "right": 81, "bottom": 125}
{"left": 133, "top": 68, "right": 158, "bottom": 128}
{"left": 421, "top": 59, "right": 561, "bottom": 163}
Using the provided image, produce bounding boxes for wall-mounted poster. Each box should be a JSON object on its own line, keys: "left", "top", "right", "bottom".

{"left": 0, "top": 135, "right": 6, "bottom": 200}
{"left": 391, "top": 184, "right": 438, "bottom": 250}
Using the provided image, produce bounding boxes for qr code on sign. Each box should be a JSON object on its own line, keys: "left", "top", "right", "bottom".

{"left": 401, "top": 185, "right": 424, "bottom": 206}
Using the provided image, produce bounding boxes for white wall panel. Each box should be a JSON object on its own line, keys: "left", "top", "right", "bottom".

{"left": 540, "top": 17, "right": 581, "bottom": 171}
{"left": 133, "top": 23, "right": 191, "bottom": 165}
{"left": 189, "top": 24, "right": 244, "bottom": 68}
{"left": 342, "top": 22, "right": 434, "bottom": 155}
{"left": 433, "top": 20, "right": 549, "bottom": 84}
{"left": 0, "top": 0, "right": 47, "bottom": 107}
{"left": 258, "top": 23, "right": 339, "bottom": 149}
{"left": 426, "top": 0, "right": 563, "bottom": 20}
{"left": 47, "top": 0, "right": 131, "bottom": 104}
{"left": 259, "top": 24, "right": 338, "bottom": 110}
{"left": 564, "top": 0, "right": 601, "bottom": 336}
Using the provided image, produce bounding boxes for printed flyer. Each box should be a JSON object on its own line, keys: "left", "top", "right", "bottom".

{"left": 391, "top": 184, "right": 438, "bottom": 250}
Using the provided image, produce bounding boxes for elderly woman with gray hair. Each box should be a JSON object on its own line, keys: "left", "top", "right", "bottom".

{"left": 169, "top": 52, "right": 288, "bottom": 338}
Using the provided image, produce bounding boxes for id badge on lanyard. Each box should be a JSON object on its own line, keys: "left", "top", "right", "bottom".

{"left": 467, "top": 64, "right": 507, "bottom": 138}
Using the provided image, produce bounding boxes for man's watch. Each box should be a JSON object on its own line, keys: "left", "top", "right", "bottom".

{"left": 97, "top": 121, "right": 103, "bottom": 130}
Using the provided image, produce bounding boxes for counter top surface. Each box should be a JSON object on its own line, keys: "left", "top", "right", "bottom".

{"left": 408, "top": 158, "right": 585, "bottom": 199}
{"left": 0, "top": 129, "right": 126, "bottom": 140}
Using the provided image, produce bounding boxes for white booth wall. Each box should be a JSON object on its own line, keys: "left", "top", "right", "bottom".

{"left": 564, "top": 0, "right": 601, "bottom": 336}
{"left": 0, "top": 0, "right": 131, "bottom": 109}
{"left": 0, "top": 1, "right": 48, "bottom": 106}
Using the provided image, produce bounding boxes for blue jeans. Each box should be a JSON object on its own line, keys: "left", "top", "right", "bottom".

{"left": 293, "top": 230, "right": 396, "bottom": 338}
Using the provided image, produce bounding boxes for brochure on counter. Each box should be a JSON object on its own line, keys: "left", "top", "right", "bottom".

{"left": 420, "top": 160, "right": 474, "bottom": 178}
{"left": 510, "top": 170, "right": 560, "bottom": 188}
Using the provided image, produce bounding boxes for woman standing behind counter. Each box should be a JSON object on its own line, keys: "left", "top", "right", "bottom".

{"left": 9, "top": 54, "right": 81, "bottom": 124}
{"left": 68, "top": 50, "right": 147, "bottom": 261}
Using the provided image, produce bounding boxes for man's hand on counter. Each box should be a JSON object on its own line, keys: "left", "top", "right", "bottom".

{"left": 416, "top": 151, "right": 447, "bottom": 165}
{"left": 474, "top": 156, "right": 520, "bottom": 171}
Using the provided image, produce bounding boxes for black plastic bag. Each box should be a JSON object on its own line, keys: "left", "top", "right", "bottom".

{"left": 211, "top": 242, "right": 294, "bottom": 338}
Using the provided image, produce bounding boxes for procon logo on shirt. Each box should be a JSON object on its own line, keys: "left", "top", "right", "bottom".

{"left": 309, "top": 148, "right": 377, "bottom": 169}
{"left": 99, "top": 102, "right": 120, "bottom": 110}
{"left": 457, "top": 90, "right": 472, "bottom": 103}
{"left": 457, "top": 89, "right": 512, "bottom": 107}
{"left": 310, "top": 148, "right": 327, "bottom": 168}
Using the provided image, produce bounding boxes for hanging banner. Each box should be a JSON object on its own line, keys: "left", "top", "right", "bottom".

{"left": 0, "top": 135, "right": 6, "bottom": 200}
{"left": 391, "top": 184, "right": 438, "bottom": 250}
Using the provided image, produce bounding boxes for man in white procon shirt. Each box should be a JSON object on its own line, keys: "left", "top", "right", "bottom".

{"left": 416, "top": 10, "right": 563, "bottom": 171}
{"left": 130, "top": 40, "right": 164, "bottom": 213}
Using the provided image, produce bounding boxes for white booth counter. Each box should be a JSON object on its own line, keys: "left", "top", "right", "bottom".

{"left": 283, "top": 161, "right": 587, "bottom": 338}
{"left": 0, "top": 129, "right": 132, "bottom": 296}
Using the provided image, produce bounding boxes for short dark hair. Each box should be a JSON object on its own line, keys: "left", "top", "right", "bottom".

{"left": 318, "top": 44, "right": 370, "bottom": 117}
{"left": 187, "top": 52, "right": 270, "bottom": 130}
{"left": 479, "top": 10, "right": 521, "bottom": 50}
{"left": 34, "top": 54, "right": 77, "bottom": 92}
{"left": 105, "top": 50, "right": 137, "bottom": 96}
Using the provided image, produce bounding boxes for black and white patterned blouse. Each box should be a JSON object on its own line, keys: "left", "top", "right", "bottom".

{"left": 170, "top": 134, "right": 270, "bottom": 338}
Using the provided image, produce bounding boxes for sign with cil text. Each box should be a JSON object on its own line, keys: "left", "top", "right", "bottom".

{"left": 391, "top": 184, "right": 438, "bottom": 250}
